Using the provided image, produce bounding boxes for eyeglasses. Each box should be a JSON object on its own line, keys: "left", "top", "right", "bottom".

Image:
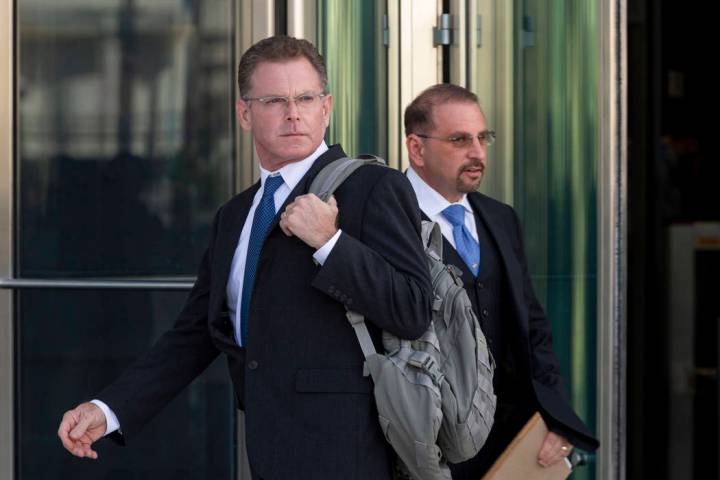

{"left": 242, "top": 92, "right": 328, "bottom": 111}
{"left": 415, "top": 130, "right": 496, "bottom": 148}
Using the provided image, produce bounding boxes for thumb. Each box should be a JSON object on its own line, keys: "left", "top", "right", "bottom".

{"left": 69, "top": 411, "right": 96, "bottom": 440}
{"left": 327, "top": 195, "right": 337, "bottom": 208}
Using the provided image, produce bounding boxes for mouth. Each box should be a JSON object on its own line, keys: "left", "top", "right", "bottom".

{"left": 462, "top": 165, "right": 484, "bottom": 177}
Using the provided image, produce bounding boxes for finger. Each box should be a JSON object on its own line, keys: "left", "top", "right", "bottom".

{"left": 58, "top": 412, "right": 80, "bottom": 450}
{"left": 328, "top": 195, "right": 337, "bottom": 208}
{"left": 81, "top": 442, "right": 99, "bottom": 460}
{"left": 537, "top": 441, "right": 555, "bottom": 463}
{"left": 542, "top": 443, "right": 572, "bottom": 467}
{"left": 537, "top": 433, "right": 561, "bottom": 466}
{"left": 279, "top": 218, "right": 293, "bottom": 236}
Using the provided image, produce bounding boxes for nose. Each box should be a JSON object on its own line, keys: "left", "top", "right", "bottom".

{"left": 468, "top": 135, "right": 487, "bottom": 159}
{"left": 285, "top": 98, "right": 301, "bottom": 121}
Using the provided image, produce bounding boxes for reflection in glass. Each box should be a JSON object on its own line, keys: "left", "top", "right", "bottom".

{"left": 18, "top": 0, "right": 235, "bottom": 277}
{"left": 317, "top": 0, "right": 387, "bottom": 159}
{"left": 17, "top": 289, "right": 235, "bottom": 479}
{"left": 512, "top": 2, "right": 598, "bottom": 477}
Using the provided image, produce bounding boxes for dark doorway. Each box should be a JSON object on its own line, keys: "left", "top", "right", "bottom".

{"left": 627, "top": 1, "right": 720, "bottom": 478}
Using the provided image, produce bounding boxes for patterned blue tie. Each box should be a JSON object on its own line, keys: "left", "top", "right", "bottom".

{"left": 239, "top": 174, "right": 285, "bottom": 346}
{"left": 442, "top": 204, "right": 480, "bottom": 277}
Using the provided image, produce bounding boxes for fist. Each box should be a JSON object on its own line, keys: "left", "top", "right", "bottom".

{"left": 279, "top": 194, "right": 339, "bottom": 249}
{"left": 57, "top": 402, "right": 107, "bottom": 459}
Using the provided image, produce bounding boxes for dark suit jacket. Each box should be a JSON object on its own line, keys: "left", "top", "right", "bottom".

{"left": 98, "top": 145, "right": 433, "bottom": 480}
{"left": 451, "top": 192, "right": 599, "bottom": 453}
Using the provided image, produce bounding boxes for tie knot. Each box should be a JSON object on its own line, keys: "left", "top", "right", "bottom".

{"left": 262, "top": 174, "right": 284, "bottom": 198}
{"left": 442, "top": 204, "right": 466, "bottom": 228}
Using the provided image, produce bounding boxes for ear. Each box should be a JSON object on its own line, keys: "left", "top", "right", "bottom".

{"left": 321, "top": 93, "right": 333, "bottom": 128}
{"left": 236, "top": 99, "right": 252, "bottom": 130}
{"left": 406, "top": 134, "right": 425, "bottom": 169}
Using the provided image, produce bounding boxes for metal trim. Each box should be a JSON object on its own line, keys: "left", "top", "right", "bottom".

{"left": 447, "top": 1, "right": 464, "bottom": 84}
{"left": 287, "top": 0, "right": 316, "bottom": 44}
{"left": 468, "top": 0, "right": 514, "bottom": 205}
{"left": 597, "top": 0, "right": 627, "bottom": 479}
{"left": 0, "top": 0, "right": 14, "bottom": 476}
{"left": 234, "top": 3, "right": 275, "bottom": 477}
{"left": 396, "top": 0, "right": 442, "bottom": 171}
{"left": 387, "top": 0, "right": 400, "bottom": 170}
{"left": 0, "top": 278, "right": 195, "bottom": 290}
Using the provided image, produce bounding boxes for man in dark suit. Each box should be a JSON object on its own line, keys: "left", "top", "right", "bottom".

{"left": 58, "top": 36, "right": 432, "bottom": 480}
{"left": 404, "top": 84, "right": 599, "bottom": 478}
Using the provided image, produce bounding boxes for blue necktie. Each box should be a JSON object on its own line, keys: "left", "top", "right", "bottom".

{"left": 239, "top": 174, "right": 285, "bottom": 346}
{"left": 442, "top": 204, "right": 480, "bottom": 277}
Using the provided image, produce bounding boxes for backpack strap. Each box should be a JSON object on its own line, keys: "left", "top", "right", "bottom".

{"left": 308, "top": 154, "right": 386, "bottom": 201}
{"left": 422, "top": 220, "right": 444, "bottom": 261}
{"left": 345, "top": 310, "right": 377, "bottom": 359}
{"left": 308, "top": 155, "right": 388, "bottom": 360}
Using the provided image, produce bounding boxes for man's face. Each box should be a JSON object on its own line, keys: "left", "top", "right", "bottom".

{"left": 236, "top": 58, "right": 332, "bottom": 171}
{"left": 407, "top": 102, "right": 488, "bottom": 203}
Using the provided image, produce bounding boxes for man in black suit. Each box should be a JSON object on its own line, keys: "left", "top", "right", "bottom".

{"left": 404, "top": 84, "right": 599, "bottom": 478}
{"left": 58, "top": 36, "right": 432, "bottom": 480}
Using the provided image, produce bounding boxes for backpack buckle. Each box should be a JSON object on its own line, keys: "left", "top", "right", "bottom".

{"left": 408, "top": 353, "right": 444, "bottom": 385}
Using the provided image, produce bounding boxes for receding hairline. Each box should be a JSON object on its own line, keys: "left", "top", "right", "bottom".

{"left": 404, "top": 84, "right": 482, "bottom": 136}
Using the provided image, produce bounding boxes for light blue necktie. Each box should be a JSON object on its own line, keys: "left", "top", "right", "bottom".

{"left": 239, "top": 174, "right": 285, "bottom": 346}
{"left": 442, "top": 204, "right": 480, "bottom": 277}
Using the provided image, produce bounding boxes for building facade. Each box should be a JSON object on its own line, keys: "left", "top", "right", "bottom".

{"left": 0, "top": 1, "right": 625, "bottom": 478}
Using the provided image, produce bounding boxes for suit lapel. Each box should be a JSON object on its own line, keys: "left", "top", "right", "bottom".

{"left": 213, "top": 183, "right": 260, "bottom": 296}
{"left": 442, "top": 235, "right": 475, "bottom": 281}
{"left": 467, "top": 193, "right": 528, "bottom": 332}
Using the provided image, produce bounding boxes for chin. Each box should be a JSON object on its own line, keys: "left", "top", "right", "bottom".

{"left": 459, "top": 179, "right": 483, "bottom": 193}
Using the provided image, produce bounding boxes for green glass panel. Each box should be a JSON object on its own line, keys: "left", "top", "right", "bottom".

{"left": 17, "top": 0, "right": 235, "bottom": 277}
{"left": 514, "top": 1, "right": 598, "bottom": 477}
{"left": 317, "top": 0, "right": 387, "bottom": 158}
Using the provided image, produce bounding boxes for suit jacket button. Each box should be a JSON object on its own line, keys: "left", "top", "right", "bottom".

{"left": 477, "top": 282, "right": 485, "bottom": 289}
{"left": 482, "top": 309, "right": 489, "bottom": 317}
{"left": 248, "top": 360, "right": 258, "bottom": 370}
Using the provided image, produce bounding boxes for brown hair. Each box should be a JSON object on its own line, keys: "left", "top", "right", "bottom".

{"left": 237, "top": 35, "right": 328, "bottom": 98}
{"left": 404, "top": 84, "right": 479, "bottom": 136}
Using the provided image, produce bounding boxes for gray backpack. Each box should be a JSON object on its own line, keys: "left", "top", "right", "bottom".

{"left": 309, "top": 156, "right": 496, "bottom": 480}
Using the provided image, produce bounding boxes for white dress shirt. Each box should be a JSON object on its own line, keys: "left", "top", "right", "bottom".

{"left": 405, "top": 166, "right": 479, "bottom": 247}
{"left": 93, "top": 141, "right": 342, "bottom": 436}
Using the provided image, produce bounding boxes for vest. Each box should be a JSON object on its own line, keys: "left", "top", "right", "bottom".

{"left": 441, "top": 209, "right": 530, "bottom": 412}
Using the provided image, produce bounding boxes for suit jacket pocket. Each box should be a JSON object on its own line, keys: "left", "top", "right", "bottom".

{"left": 295, "top": 367, "right": 372, "bottom": 394}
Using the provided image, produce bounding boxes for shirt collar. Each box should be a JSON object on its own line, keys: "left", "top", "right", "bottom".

{"left": 406, "top": 166, "right": 473, "bottom": 218}
{"left": 258, "top": 141, "right": 329, "bottom": 189}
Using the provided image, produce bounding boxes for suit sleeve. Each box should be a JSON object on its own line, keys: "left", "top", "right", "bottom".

{"left": 507, "top": 207, "right": 565, "bottom": 393}
{"left": 97, "top": 209, "right": 223, "bottom": 443}
{"left": 508, "top": 206, "right": 599, "bottom": 451}
{"left": 311, "top": 168, "right": 433, "bottom": 340}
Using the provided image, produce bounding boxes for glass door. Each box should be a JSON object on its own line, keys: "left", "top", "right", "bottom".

{"left": 316, "top": 0, "right": 388, "bottom": 160}
{"left": 11, "top": 0, "right": 240, "bottom": 477}
{"left": 463, "top": 1, "right": 600, "bottom": 478}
